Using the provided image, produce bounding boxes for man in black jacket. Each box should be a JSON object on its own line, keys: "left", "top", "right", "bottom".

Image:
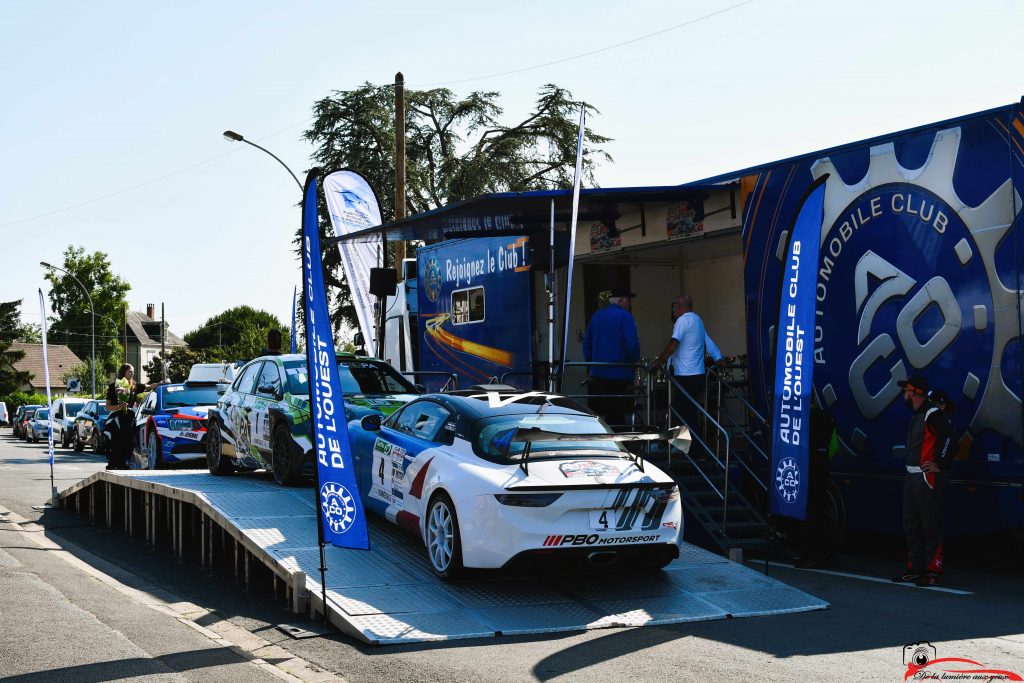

{"left": 892, "top": 375, "right": 955, "bottom": 587}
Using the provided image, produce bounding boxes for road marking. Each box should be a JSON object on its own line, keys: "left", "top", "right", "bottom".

{"left": 752, "top": 560, "right": 974, "bottom": 595}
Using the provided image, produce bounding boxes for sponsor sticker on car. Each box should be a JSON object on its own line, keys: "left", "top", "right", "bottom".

{"left": 560, "top": 460, "right": 620, "bottom": 478}
{"left": 541, "top": 533, "right": 662, "bottom": 547}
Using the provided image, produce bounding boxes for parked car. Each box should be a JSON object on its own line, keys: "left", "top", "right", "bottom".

{"left": 18, "top": 408, "right": 39, "bottom": 441}
{"left": 206, "top": 353, "right": 419, "bottom": 486}
{"left": 0, "top": 401, "right": 8, "bottom": 426}
{"left": 27, "top": 408, "right": 53, "bottom": 444}
{"left": 72, "top": 400, "right": 110, "bottom": 453}
{"left": 129, "top": 380, "right": 226, "bottom": 470}
{"left": 51, "top": 398, "right": 87, "bottom": 449}
{"left": 348, "top": 388, "right": 685, "bottom": 579}
{"left": 12, "top": 405, "right": 42, "bottom": 439}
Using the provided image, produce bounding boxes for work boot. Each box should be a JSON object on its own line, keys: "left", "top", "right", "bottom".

{"left": 892, "top": 571, "right": 921, "bottom": 583}
{"left": 915, "top": 572, "right": 941, "bottom": 587}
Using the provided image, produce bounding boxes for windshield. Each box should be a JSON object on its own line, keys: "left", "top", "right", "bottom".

{"left": 35, "top": 410, "right": 49, "bottom": 420}
{"left": 475, "top": 413, "right": 626, "bottom": 461}
{"left": 283, "top": 359, "right": 415, "bottom": 396}
{"left": 64, "top": 401, "right": 85, "bottom": 415}
{"left": 163, "top": 385, "right": 224, "bottom": 409}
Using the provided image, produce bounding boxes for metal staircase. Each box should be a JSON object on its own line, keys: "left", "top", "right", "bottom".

{"left": 649, "top": 365, "right": 777, "bottom": 557}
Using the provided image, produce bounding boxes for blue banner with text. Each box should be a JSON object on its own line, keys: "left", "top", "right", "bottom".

{"left": 769, "top": 179, "right": 826, "bottom": 520}
{"left": 301, "top": 172, "right": 369, "bottom": 549}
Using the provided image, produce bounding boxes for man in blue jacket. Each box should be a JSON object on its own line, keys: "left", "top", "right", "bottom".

{"left": 582, "top": 287, "right": 641, "bottom": 430}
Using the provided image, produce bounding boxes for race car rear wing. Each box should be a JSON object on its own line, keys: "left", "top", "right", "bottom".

{"left": 508, "top": 425, "right": 691, "bottom": 475}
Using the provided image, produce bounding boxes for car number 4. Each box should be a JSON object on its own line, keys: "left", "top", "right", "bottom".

{"left": 589, "top": 509, "right": 617, "bottom": 531}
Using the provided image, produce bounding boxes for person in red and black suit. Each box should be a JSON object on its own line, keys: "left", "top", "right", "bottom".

{"left": 892, "top": 375, "right": 955, "bottom": 587}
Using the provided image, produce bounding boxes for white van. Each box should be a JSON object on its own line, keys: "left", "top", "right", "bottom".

{"left": 51, "top": 398, "right": 87, "bottom": 448}
{"left": 0, "top": 401, "right": 7, "bottom": 426}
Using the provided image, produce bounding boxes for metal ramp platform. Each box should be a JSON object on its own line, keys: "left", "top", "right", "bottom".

{"left": 58, "top": 471, "right": 827, "bottom": 645}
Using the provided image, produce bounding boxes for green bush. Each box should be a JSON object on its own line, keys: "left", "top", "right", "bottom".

{"left": 1, "top": 391, "right": 51, "bottom": 415}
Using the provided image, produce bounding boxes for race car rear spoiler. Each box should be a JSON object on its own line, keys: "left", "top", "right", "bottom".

{"left": 508, "top": 425, "right": 691, "bottom": 475}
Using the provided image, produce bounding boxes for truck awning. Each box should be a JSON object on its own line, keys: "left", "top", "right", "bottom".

{"left": 328, "top": 184, "right": 733, "bottom": 243}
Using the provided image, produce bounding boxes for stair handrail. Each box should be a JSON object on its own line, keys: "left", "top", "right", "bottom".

{"left": 665, "top": 372, "right": 732, "bottom": 531}
{"left": 706, "top": 367, "right": 770, "bottom": 491}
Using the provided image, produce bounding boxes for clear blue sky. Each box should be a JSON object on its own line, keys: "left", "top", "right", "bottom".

{"left": 2, "top": 0, "right": 1021, "bottom": 341}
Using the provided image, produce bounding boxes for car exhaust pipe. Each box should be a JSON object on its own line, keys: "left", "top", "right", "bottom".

{"left": 587, "top": 551, "right": 617, "bottom": 566}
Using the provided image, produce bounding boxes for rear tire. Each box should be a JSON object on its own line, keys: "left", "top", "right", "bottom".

{"left": 424, "top": 492, "right": 464, "bottom": 580}
{"left": 206, "top": 422, "right": 233, "bottom": 476}
{"left": 146, "top": 432, "right": 162, "bottom": 470}
{"left": 73, "top": 429, "right": 84, "bottom": 452}
{"left": 271, "top": 423, "right": 303, "bottom": 486}
{"left": 61, "top": 429, "right": 71, "bottom": 449}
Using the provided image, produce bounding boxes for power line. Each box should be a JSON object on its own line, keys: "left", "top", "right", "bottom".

{"left": 411, "top": 0, "right": 757, "bottom": 87}
{"left": 0, "top": 119, "right": 312, "bottom": 229}
{"left": 0, "top": 3, "right": 755, "bottom": 228}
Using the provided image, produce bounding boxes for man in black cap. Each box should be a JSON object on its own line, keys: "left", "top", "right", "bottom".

{"left": 582, "top": 287, "right": 641, "bottom": 430}
{"left": 893, "top": 375, "right": 955, "bottom": 587}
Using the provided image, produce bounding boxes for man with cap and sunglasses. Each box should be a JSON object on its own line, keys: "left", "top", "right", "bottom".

{"left": 582, "top": 287, "right": 641, "bottom": 430}
{"left": 893, "top": 375, "right": 955, "bottom": 587}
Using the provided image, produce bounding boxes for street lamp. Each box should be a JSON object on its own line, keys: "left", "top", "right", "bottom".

{"left": 40, "top": 261, "right": 95, "bottom": 398}
{"left": 222, "top": 130, "right": 303, "bottom": 192}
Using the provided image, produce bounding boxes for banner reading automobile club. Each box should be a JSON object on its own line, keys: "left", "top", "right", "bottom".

{"left": 323, "top": 169, "right": 383, "bottom": 354}
{"left": 769, "top": 177, "right": 827, "bottom": 521}
{"left": 302, "top": 170, "right": 369, "bottom": 550}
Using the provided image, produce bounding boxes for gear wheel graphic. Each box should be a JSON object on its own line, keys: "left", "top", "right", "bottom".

{"left": 804, "top": 127, "right": 1022, "bottom": 447}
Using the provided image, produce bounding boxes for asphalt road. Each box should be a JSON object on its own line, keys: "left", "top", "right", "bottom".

{"left": 1, "top": 431, "right": 1022, "bottom": 682}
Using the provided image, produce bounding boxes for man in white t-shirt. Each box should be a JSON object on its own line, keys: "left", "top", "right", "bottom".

{"left": 654, "top": 294, "right": 725, "bottom": 440}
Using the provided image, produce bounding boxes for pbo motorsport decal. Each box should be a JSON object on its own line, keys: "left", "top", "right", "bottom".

{"left": 808, "top": 127, "right": 1022, "bottom": 457}
{"left": 542, "top": 534, "right": 661, "bottom": 547}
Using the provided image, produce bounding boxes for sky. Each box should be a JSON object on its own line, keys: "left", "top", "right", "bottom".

{"left": 1, "top": 0, "right": 1022, "bottom": 344}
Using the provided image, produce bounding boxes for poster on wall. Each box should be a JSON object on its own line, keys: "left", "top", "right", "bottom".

{"left": 589, "top": 220, "right": 621, "bottom": 252}
{"left": 667, "top": 200, "right": 705, "bottom": 240}
{"left": 417, "top": 236, "right": 534, "bottom": 390}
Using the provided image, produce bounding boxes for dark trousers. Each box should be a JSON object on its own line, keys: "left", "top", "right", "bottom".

{"left": 106, "top": 410, "right": 134, "bottom": 470}
{"left": 672, "top": 374, "right": 706, "bottom": 433}
{"left": 588, "top": 377, "right": 633, "bottom": 431}
{"left": 903, "top": 472, "right": 947, "bottom": 574}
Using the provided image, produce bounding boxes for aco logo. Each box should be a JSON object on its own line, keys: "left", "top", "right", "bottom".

{"left": 808, "top": 127, "right": 1021, "bottom": 457}
{"left": 423, "top": 256, "right": 442, "bottom": 303}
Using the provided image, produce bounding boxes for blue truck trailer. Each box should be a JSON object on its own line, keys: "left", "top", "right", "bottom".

{"left": 725, "top": 102, "right": 1024, "bottom": 535}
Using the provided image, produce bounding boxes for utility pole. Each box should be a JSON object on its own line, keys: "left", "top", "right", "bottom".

{"left": 123, "top": 303, "right": 128, "bottom": 365}
{"left": 394, "top": 71, "right": 407, "bottom": 275}
{"left": 161, "top": 303, "right": 166, "bottom": 381}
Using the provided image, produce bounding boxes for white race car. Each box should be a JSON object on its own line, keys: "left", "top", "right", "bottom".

{"left": 349, "top": 387, "right": 688, "bottom": 579}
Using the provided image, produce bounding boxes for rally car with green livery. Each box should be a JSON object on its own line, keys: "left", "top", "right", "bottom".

{"left": 205, "top": 352, "right": 419, "bottom": 485}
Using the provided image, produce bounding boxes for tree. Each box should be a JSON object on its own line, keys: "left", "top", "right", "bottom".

{"left": 44, "top": 246, "right": 130, "bottom": 381}
{"left": 0, "top": 300, "right": 31, "bottom": 394}
{"left": 303, "top": 83, "right": 611, "bottom": 330}
{"left": 143, "top": 347, "right": 211, "bottom": 383}
{"left": 14, "top": 321, "right": 41, "bottom": 344}
{"left": 184, "top": 306, "right": 288, "bottom": 362}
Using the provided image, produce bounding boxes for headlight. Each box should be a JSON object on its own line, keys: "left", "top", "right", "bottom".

{"left": 494, "top": 492, "right": 563, "bottom": 507}
{"left": 168, "top": 418, "right": 199, "bottom": 431}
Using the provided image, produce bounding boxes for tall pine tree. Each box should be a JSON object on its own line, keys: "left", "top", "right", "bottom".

{"left": 0, "top": 300, "right": 31, "bottom": 394}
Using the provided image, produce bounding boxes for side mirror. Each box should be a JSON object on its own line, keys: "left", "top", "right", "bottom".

{"left": 353, "top": 331, "right": 365, "bottom": 348}
{"left": 256, "top": 385, "right": 276, "bottom": 397}
{"left": 217, "top": 387, "right": 227, "bottom": 395}
{"left": 360, "top": 414, "right": 382, "bottom": 432}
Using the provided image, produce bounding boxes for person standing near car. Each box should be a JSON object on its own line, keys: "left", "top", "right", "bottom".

{"left": 261, "top": 329, "right": 283, "bottom": 357}
{"left": 582, "top": 288, "right": 641, "bottom": 431}
{"left": 892, "top": 375, "right": 955, "bottom": 587}
{"left": 653, "top": 294, "right": 726, "bottom": 439}
{"left": 104, "top": 364, "right": 159, "bottom": 470}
